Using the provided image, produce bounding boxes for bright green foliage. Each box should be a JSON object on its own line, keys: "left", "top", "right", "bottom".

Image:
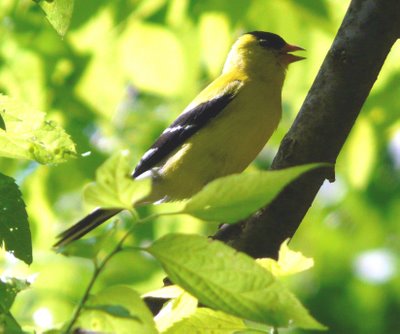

{"left": 34, "top": 0, "right": 75, "bottom": 37}
{"left": 151, "top": 288, "right": 198, "bottom": 332}
{"left": 147, "top": 240, "right": 320, "bottom": 333}
{"left": 163, "top": 308, "right": 247, "bottom": 334}
{"left": 345, "top": 116, "right": 377, "bottom": 189}
{"left": 77, "top": 285, "right": 157, "bottom": 333}
{"left": 147, "top": 234, "right": 325, "bottom": 330}
{"left": 0, "top": 95, "right": 76, "bottom": 164}
{"left": 1, "top": 1, "right": 399, "bottom": 333}
{"left": 143, "top": 285, "right": 186, "bottom": 299}
{"left": 0, "top": 173, "right": 31, "bottom": 264}
{"left": 83, "top": 151, "right": 151, "bottom": 209}
{"left": 183, "top": 164, "right": 324, "bottom": 223}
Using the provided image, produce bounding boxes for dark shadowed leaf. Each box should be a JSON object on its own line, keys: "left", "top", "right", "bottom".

{"left": 0, "top": 111, "right": 5, "bottom": 131}
{"left": 0, "top": 173, "right": 32, "bottom": 264}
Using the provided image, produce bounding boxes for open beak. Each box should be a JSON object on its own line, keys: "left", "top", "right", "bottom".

{"left": 280, "top": 43, "right": 306, "bottom": 64}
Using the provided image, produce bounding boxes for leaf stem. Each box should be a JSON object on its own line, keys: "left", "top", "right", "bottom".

{"left": 64, "top": 212, "right": 161, "bottom": 332}
{"left": 64, "top": 239, "right": 123, "bottom": 333}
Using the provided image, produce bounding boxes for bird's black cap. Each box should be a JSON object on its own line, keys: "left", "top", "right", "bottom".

{"left": 246, "top": 31, "right": 286, "bottom": 50}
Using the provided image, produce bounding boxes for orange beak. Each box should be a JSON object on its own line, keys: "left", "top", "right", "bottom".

{"left": 280, "top": 43, "right": 306, "bottom": 64}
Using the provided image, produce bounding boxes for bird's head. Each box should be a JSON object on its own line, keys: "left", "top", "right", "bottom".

{"left": 223, "top": 31, "right": 305, "bottom": 80}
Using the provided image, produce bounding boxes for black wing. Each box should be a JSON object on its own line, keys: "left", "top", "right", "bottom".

{"left": 132, "top": 82, "right": 241, "bottom": 178}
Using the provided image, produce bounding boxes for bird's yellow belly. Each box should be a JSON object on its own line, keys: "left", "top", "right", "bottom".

{"left": 152, "top": 83, "right": 282, "bottom": 200}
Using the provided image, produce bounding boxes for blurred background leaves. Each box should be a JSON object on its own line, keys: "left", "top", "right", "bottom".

{"left": 0, "top": 0, "right": 399, "bottom": 333}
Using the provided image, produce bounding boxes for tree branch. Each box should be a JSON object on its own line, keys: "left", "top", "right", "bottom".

{"left": 214, "top": 0, "right": 400, "bottom": 258}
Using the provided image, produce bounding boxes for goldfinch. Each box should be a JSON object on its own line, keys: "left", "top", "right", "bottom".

{"left": 54, "top": 31, "right": 304, "bottom": 248}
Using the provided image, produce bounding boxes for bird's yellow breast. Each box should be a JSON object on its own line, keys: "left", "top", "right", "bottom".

{"left": 151, "top": 78, "right": 282, "bottom": 201}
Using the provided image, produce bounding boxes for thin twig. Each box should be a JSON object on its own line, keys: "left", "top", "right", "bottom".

{"left": 63, "top": 213, "right": 161, "bottom": 333}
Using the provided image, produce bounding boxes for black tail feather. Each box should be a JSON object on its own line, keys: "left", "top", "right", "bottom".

{"left": 54, "top": 208, "right": 121, "bottom": 248}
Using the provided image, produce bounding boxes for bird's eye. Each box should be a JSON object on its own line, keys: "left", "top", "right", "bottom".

{"left": 258, "top": 37, "right": 286, "bottom": 50}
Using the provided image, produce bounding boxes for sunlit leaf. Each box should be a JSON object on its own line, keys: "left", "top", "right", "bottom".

{"left": 73, "top": 15, "right": 125, "bottom": 117}
{"left": 35, "top": 0, "right": 75, "bottom": 37}
{"left": 0, "top": 95, "right": 76, "bottom": 164}
{"left": 133, "top": 0, "right": 168, "bottom": 19}
{"left": 164, "top": 308, "right": 247, "bottom": 334}
{"left": 345, "top": 117, "right": 376, "bottom": 189}
{"left": 256, "top": 239, "right": 314, "bottom": 277}
{"left": 199, "top": 12, "right": 231, "bottom": 78}
{"left": 154, "top": 290, "right": 198, "bottom": 332}
{"left": 147, "top": 234, "right": 325, "bottom": 329}
{"left": 0, "top": 41, "right": 46, "bottom": 110}
{"left": 183, "top": 164, "right": 324, "bottom": 223}
{"left": 143, "top": 285, "right": 185, "bottom": 299}
{"left": 83, "top": 151, "right": 151, "bottom": 209}
{"left": 118, "top": 22, "right": 186, "bottom": 97}
{"left": 0, "top": 173, "right": 32, "bottom": 265}
{"left": 78, "top": 286, "right": 157, "bottom": 333}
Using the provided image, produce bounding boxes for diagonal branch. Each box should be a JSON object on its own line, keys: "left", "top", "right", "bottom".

{"left": 214, "top": 0, "right": 400, "bottom": 258}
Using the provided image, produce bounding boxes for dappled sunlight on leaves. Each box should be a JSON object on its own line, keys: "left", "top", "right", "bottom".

{"left": 0, "top": 0, "right": 399, "bottom": 333}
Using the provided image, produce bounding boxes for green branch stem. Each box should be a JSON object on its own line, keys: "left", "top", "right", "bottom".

{"left": 64, "top": 211, "right": 162, "bottom": 333}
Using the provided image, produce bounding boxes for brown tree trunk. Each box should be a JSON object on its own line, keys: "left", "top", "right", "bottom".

{"left": 214, "top": 0, "right": 400, "bottom": 259}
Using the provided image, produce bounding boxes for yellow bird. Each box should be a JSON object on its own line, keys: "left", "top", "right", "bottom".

{"left": 55, "top": 31, "right": 304, "bottom": 248}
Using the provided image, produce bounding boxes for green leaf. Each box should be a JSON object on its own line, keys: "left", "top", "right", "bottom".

{"left": 0, "top": 95, "right": 76, "bottom": 164}
{"left": 0, "top": 312, "right": 25, "bottom": 334}
{"left": 84, "top": 304, "right": 140, "bottom": 320}
{"left": 118, "top": 22, "right": 186, "bottom": 96}
{"left": 0, "top": 278, "right": 29, "bottom": 333}
{"left": 35, "top": 0, "right": 75, "bottom": 37}
{"left": 78, "top": 286, "right": 157, "bottom": 334}
{"left": 154, "top": 290, "right": 198, "bottom": 332}
{"left": 256, "top": 239, "right": 314, "bottom": 277}
{"left": 147, "top": 234, "right": 325, "bottom": 330}
{"left": 164, "top": 308, "right": 247, "bottom": 334}
{"left": 183, "top": 164, "right": 324, "bottom": 223}
{"left": 0, "top": 173, "right": 32, "bottom": 264}
{"left": 83, "top": 151, "right": 151, "bottom": 209}
{"left": 345, "top": 117, "right": 376, "bottom": 189}
{"left": 143, "top": 285, "right": 185, "bottom": 299}
{"left": 199, "top": 13, "right": 231, "bottom": 78}
{"left": 0, "top": 277, "right": 30, "bottom": 312}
